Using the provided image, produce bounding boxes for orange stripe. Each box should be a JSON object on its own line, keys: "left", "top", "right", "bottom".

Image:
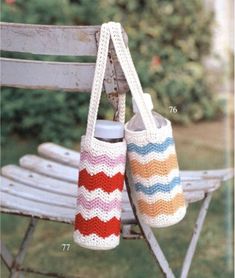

{"left": 130, "top": 154, "right": 178, "bottom": 178}
{"left": 137, "top": 193, "right": 185, "bottom": 217}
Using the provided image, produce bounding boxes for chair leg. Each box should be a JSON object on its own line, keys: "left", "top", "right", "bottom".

{"left": 180, "top": 192, "right": 213, "bottom": 278}
{"left": 137, "top": 218, "right": 175, "bottom": 278}
{"left": 2, "top": 216, "right": 80, "bottom": 278}
{"left": 0, "top": 237, "right": 24, "bottom": 278}
{"left": 125, "top": 170, "right": 175, "bottom": 278}
{"left": 0, "top": 240, "right": 14, "bottom": 270}
{"left": 9, "top": 272, "right": 24, "bottom": 278}
{"left": 9, "top": 217, "right": 38, "bottom": 278}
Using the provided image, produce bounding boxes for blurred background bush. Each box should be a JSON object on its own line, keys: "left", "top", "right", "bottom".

{"left": 1, "top": 0, "right": 224, "bottom": 145}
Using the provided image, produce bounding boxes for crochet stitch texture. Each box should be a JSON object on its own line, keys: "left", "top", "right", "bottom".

{"left": 125, "top": 120, "right": 187, "bottom": 227}
{"left": 108, "top": 22, "right": 187, "bottom": 228}
{"left": 74, "top": 136, "right": 126, "bottom": 249}
{"left": 74, "top": 137, "right": 126, "bottom": 250}
{"left": 74, "top": 23, "right": 127, "bottom": 250}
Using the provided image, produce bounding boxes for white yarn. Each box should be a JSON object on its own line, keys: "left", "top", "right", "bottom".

{"left": 107, "top": 22, "right": 186, "bottom": 228}
{"left": 74, "top": 24, "right": 126, "bottom": 250}
{"left": 74, "top": 230, "right": 120, "bottom": 250}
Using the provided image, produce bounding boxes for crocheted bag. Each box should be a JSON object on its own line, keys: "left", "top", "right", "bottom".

{"left": 74, "top": 24, "right": 127, "bottom": 250}
{"left": 108, "top": 22, "right": 186, "bottom": 228}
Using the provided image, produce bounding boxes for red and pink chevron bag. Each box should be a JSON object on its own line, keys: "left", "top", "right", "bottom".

{"left": 73, "top": 23, "right": 126, "bottom": 250}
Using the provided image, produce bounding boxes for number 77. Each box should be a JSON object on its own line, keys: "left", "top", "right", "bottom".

{"left": 61, "top": 243, "right": 70, "bottom": 251}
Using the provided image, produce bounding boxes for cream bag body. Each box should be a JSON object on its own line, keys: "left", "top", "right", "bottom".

{"left": 74, "top": 24, "right": 126, "bottom": 250}
{"left": 108, "top": 22, "right": 187, "bottom": 227}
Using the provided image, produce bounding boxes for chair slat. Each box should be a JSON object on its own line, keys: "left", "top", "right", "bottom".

{"left": 1, "top": 165, "right": 131, "bottom": 205}
{"left": 1, "top": 189, "right": 75, "bottom": 223}
{"left": 0, "top": 176, "right": 76, "bottom": 209}
{"left": 1, "top": 207, "right": 73, "bottom": 224}
{"left": 1, "top": 165, "right": 77, "bottom": 197}
{"left": 184, "top": 191, "right": 205, "bottom": 203}
{"left": 182, "top": 180, "right": 219, "bottom": 192}
{"left": 38, "top": 143, "right": 80, "bottom": 168}
{"left": 18, "top": 156, "right": 131, "bottom": 203}
{"left": 1, "top": 58, "right": 95, "bottom": 92}
{"left": 180, "top": 168, "right": 234, "bottom": 181}
{"left": 19, "top": 154, "right": 78, "bottom": 183}
{"left": 1, "top": 22, "right": 99, "bottom": 56}
{"left": 0, "top": 176, "right": 136, "bottom": 224}
{"left": 1, "top": 58, "right": 127, "bottom": 92}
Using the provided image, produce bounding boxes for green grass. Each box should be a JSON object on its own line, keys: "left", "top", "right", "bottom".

{"left": 1, "top": 123, "right": 234, "bottom": 278}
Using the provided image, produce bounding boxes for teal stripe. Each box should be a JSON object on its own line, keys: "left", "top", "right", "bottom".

{"left": 127, "top": 137, "right": 174, "bottom": 154}
{"left": 135, "top": 177, "right": 181, "bottom": 195}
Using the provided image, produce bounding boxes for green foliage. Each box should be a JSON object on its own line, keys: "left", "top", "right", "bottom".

{"left": 101, "top": 0, "right": 223, "bottom": 123}
{"left": 1, "top": 0, "right": 223, "bottom": 144}
{"left": 1, "top": 88, "right": 88, "bottom": 145}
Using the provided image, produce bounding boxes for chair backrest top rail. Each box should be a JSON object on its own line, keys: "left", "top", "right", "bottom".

{"left": 1, "top": 22, "right": 101, "bottom": 56}
{"left": 1, "top": 22, "right": 128, "bottom": 57}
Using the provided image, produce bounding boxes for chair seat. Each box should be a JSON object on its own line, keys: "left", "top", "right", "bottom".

{"left": 0, "top": 166, "right": 135, "bottom": 225}
{"left": 0, "top": 142, "right": 233, "bottom": 225}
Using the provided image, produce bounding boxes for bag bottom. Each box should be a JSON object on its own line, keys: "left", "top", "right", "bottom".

{"left": 73, "top": 230, "right": 120, "bottom": 250}
{"left": 139, "top": 206, "right": 187, "bottom": 228}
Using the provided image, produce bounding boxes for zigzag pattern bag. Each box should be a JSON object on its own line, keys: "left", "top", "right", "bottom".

{"left": 109, "top": 22, "right": 186, "bottom": 227}
{"left": 74, "top": 24, "right": 126, "bottom": 250}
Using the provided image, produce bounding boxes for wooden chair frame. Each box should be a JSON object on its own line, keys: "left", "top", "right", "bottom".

{"left": 0, "top": 22, "right": 233, "bottom": 278}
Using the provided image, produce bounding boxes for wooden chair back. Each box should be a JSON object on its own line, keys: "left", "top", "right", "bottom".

{"left": 0, "top": 22, "right": 128, "bottom": 95}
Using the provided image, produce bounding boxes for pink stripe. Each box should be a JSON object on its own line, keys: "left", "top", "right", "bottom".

{"left": 77, "top": 195, "right": 121, "bottom": 211}
{"left": 80, "top": 151, "right": 126, "bottom": 167}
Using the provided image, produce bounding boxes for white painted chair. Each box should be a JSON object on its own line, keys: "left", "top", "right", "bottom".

{"left": 0, "top": 22, "right": 233, "bottom": 278}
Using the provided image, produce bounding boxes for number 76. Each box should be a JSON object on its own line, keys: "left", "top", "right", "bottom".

{"left": 169, "top": 106, "right": 177, "bottom": 113}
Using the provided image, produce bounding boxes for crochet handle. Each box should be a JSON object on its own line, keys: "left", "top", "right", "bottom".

{"left": 85, "top": 23, "right": 125, "bottom": 144}
{"left": 108, "top": 22, "right": 157, "bottom": 132}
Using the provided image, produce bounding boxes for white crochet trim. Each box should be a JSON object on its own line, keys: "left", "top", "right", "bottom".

{"left": 85, "top": 23, "right": 110, "bottom": 142}
{"left": 138, "top": 206, "right": 187, "bottom": 228}
{"left": 135, "top": 186, "right": 184, "bottom": 203}
{"left": 132, "top": 169, "right": 180, "bottom": 185}
{"left": 108, "top": 22, "right": 156, "bottom": 132}
{"left": 125, "top": 119, "right": 173, "bottom": 143}
{"left": 76, "top": 207, "right": 121, "bottom": 222}
{"left": 77, "top": 186, "right": 122, "bottom": 202}
{"left": 79, "top": 163, "right": 125, "bottom": 176}
{"left": 73, "top": 230, "right": 119, "bottom": 250}
{"left": 129, "top": 145, "right": 177, "bottom": 162}
{"left": 85, "top": 23, "right": 126, "bottom": 146}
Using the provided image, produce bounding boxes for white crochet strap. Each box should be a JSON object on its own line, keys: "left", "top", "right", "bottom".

{"left": 108, "top": 22, "right": 157, "bottom": 132}
{"left": 85, "top": 23, "right": 125, "bottom": 142}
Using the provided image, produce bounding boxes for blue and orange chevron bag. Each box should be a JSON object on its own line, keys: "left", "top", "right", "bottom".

{"left": 109, "top": 22, "right": 187, "bottom": 227}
